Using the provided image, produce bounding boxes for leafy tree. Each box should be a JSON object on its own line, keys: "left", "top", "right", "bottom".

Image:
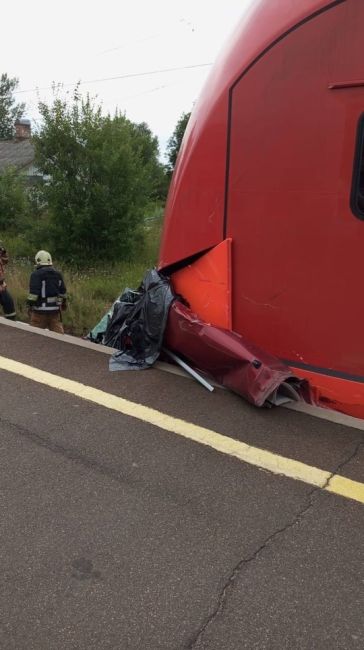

{"left": 33, "top": 91, "right": 165, "bottom": 263}
{"left": 166, "top": 111, "right": 191, "bottom": 174}
{"left": 0, "top": 74, "right": 25, "bottom": 139}
{"left": 129, "top": 121, "right": 168, "bottom": 200}
{"left": 0, "top": 166, "right": 29, "bottom": 229}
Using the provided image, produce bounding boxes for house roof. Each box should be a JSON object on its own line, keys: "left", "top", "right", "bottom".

{"left": 0, "top": 139, "right": 35, "bottom": 172}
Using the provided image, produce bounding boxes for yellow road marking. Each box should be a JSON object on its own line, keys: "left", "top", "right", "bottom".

{"left": 0, "top": 355, "right": 363, "bottom": 505}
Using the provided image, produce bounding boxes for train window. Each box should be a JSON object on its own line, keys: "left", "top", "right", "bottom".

{"left": 351, "top": 115, "right": 364, "bottom": 220}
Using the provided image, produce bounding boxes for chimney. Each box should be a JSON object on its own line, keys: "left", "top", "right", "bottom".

{"left": 15, "top": 118, "right": 31, "bottom": 139}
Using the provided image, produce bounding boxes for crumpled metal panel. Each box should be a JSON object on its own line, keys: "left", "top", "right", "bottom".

{"left": 165, "top": 301, "right": 306, "bottom": 408}
{"left": 171, "top": 238, "right": 232, "bottom": 329}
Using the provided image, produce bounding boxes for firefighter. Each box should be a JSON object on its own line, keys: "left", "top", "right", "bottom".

{"left": 0, "top": 241, "right": 16, "bottom": 320}
{"left": 27, "top": 250, "right": 67, "bottom": 334}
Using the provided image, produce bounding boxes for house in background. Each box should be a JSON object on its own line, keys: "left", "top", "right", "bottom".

{"left": 0, "top": 118, "right": 42, "bottom": 184}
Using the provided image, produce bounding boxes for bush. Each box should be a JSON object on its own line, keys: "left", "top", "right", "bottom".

{"left": 33, "top": 91, "right": 168, "bottom": 264}
{"left": 0, "top": 166, "right": 29, "bottom": 230}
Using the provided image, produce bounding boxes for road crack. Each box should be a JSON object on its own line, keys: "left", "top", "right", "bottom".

{"left": 187, "top": 438, "right": 364, "bottom": 649}
{"left": 0, "top": 414, "right": 212, "bottom": 509}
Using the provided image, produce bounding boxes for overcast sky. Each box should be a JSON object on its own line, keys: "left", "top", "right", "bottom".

{"left": 0, "top": 0, "right": 250, "bottom": 157}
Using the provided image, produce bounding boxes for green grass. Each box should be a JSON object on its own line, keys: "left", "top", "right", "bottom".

{"left": 3, "top": 209, "right": 163, "bottom": 337}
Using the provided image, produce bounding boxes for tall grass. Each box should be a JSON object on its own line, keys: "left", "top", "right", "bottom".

{"left": 3, "top": 207, "right": 164, "bottom": 336}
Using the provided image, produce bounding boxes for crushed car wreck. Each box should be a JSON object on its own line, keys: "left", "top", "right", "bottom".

{"left": 88, "top": 269, "right": 306, "bottom": 409}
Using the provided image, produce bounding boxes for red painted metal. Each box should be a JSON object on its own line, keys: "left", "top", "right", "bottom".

{"left": 159, "top": 0, "right": 364, "bottom": 418}
{"left": 329, "top": 81, "right": 364, "bottom": 89}
{"left": 171, "top": 238, "right": 232, "bottom": 329}
{"left": 165, "top": 301, "right": 305, "bottom": 408}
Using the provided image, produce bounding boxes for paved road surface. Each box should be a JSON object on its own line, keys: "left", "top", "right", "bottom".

{"left": 0, "top": 322, "right": 363, "bottom": 649}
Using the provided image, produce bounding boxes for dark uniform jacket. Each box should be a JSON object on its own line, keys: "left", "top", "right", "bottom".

{"left": 27, "top": 266, "right": 66, "bottom": 313}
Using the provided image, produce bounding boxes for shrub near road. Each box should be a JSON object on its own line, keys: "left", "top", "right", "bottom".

{"left": 0, "top": 86, "right": 200, "bottom": 334}
{"left": 5, "top": 207, "right": 163, "bottom": 336}
{"left": 32, "top": 88, "right": 167, "bottom": 265}
{"left": 0, "top": 83, "right": 168, "bottom": 333}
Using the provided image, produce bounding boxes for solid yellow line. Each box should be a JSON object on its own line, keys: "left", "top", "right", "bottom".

{"left": 326, "top": 474, "right": 364, "bottom": 503}
{"left": 0, "top": 355, "right": 363, "bottom": 505}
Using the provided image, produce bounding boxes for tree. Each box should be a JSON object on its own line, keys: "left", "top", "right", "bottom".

{"left": 0, "top": 166, "right": 28, "bottom": 230}
{"left": 166, "top": 111, "right": 191, "bottom": 174}
{"left": 0, "top": 74, "right": 25, "bottom": 139}
{"left": 33, "top": 91, "right": 165, "bottom": 263}
{"left": 129, "top": 121, "right": 168, "bottom": 200}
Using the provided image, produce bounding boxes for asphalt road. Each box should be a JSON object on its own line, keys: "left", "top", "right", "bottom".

{"left": 1, "top": 322, "right": 364, "bottom": 649}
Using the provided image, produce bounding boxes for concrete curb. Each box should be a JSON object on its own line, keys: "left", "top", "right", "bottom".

{"left": 1, "top": 316, "right": 364, "bottom": 431}
{"left": 0, "top": 317, "right": 193, "bottom": 378}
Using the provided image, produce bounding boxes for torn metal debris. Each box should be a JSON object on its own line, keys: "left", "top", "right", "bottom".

{"left": 88, "top": 269, "right": 307, "bottom": 408}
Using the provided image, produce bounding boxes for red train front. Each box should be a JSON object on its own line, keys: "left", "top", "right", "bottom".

{"left": 159, "top": 0, "right": 364, "bottom": 418}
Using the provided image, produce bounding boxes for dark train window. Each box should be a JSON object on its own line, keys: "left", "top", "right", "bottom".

{"left": 351, "top": 115, "right": 364, "bottom": 220}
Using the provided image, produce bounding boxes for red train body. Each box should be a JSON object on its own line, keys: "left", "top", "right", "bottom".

{"left": 159, "top": 0, "right": 364, "bottom": 418}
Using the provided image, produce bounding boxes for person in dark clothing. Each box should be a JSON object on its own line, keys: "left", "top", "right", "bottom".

{"left": 27, "top": 250, "right": 67, "bottom": 334}
{"left": 0, "top": 241, "right": 16, "bottom": 320}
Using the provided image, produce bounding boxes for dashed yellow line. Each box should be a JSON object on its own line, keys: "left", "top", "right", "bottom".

{"left": 1, "top": 354, "right": 363, "bottom": 505}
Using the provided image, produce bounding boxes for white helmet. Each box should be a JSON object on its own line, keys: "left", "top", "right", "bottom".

{"left": 35, "top": 250, "right": 52, "bottom": 266}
